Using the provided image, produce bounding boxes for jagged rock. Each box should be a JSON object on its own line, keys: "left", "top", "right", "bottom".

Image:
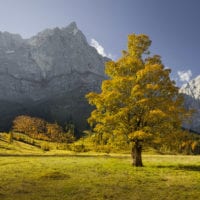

{"left": 0, "top": 22, "right": 108, "bottom": 135}
{"left": 179, "top": 75, "right": 200, "bottom": 133}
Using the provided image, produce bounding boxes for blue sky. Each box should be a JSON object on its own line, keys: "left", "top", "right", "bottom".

{"left": 0, "top": 0, "right": 200, "bottom": 86}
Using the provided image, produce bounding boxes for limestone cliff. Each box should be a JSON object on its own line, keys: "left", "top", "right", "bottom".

{"left": 0, "top": 22, "right": 108, "bottom": 135}
{"left": 179, "top": 75, "right": 200, "bottom": 133}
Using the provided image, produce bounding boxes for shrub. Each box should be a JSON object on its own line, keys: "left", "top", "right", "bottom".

{"left": 191, "top": 141, "right": 200, "bottom": 155}
{"left": 71, "top": 144, "right": 88, "bottom": 152}
{"left": 40, "top": 142, "right": 50, "bottom": 151}
{"left": 8, "top": 132, "right": 13, "bottom": 144}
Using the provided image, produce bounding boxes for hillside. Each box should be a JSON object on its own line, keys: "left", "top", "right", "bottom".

{"left": 0, "top": 133, "right": 43, "bottom": 155}
{"left": 0, "top": 132, "right": 76, "bottom": 155}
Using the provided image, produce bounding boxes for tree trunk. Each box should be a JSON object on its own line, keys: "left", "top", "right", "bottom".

{"left": 131, "top": 141, "right": 143, "bottom": 167}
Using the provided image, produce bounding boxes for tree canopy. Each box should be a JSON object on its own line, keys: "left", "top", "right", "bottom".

{"left": 86, "top": 34, "right": 191, "bottom": 166}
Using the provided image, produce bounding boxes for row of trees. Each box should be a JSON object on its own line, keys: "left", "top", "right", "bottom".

{"left": 9, "top": 114, "right": 199, "bottom": 155}
{"left": 12, "top": 115, "right": 75, "bottom": 143}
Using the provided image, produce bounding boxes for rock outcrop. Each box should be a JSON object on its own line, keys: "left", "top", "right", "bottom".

{"left": 0, "top": 22, "right": 108, "bottom": 135}
{"left": 179, "top": 75, "right": 200, "bottom": 133}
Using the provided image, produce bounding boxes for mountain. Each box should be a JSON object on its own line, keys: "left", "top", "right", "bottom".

{"left": 179, "top": 75, "right": 200, "bottom": 133}
{"left": 0, "top": 22, "right": 108, "bottom": 135}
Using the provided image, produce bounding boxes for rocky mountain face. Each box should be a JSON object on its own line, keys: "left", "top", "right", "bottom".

{"left": 179, "top": 75, "right": 200, "bottom": 133}
{"left": 0, "top": 22, "right": 108, "bottom": 135}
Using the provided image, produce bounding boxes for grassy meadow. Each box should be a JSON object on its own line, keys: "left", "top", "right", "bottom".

{"left": 0, "top": 154, "right": 200, "bottom": 200}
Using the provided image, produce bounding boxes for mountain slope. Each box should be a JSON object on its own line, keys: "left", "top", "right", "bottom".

{"left": 179, "top": 75, "right": 200, "bottom": 133}
{"left": 0, "top": 22, "right": 108, "bottom": 134}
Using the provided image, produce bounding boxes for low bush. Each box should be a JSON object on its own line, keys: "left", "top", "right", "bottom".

{"left": 40, "top": 142, "right": 50, "bottom": 151}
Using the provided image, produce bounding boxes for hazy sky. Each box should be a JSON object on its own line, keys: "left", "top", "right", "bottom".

{"left": 0, "top": 0, "right": 200, "bottom": 86}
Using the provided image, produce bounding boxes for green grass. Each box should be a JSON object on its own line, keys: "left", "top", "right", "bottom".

{"left": 0, "top": 137, "right": 43, "bottom": 155}
{"left": 1, "top": 133, "right": 200, "bottom": 199}
{"left": 0, "top": 155, "right": 200, "bottom": 200}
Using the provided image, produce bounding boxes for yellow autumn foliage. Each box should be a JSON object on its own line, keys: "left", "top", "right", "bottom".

{"left": 129, "top": 131, "right": 152, "bottom": 141}
{"left": 86, "top": 33, "right": 192, "bottom": 149}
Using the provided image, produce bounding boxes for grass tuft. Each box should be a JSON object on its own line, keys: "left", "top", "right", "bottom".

{"left": 40, "top": 171, "right": 71, "bottom": 180}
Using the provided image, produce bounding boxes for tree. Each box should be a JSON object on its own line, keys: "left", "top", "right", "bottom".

{"left": 46, "top": 122, "right": 64, "bottom": 142}
{"left": 8, "top": 131, "right": 13, "bottom": 144}
{"left": 46, "top": 122, "right": 75, "bottom": 143}
{"left": 12, "top": 115, "right": 47, "bottom": 137}
{"left": 86, "top": 34, "right": 191, "bottom": 167}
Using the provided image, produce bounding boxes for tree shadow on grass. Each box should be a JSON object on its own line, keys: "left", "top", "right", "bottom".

{"left": 156, "top": 164, "right": 200, "bottom": 171}
{"left": 175, "top": 164, "right": 200, "bottom": 171}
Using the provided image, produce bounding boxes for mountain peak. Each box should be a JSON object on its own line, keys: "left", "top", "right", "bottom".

{"left": 62, "top": 21, "right": 80, "bottom": 36}
{"left": 29, "top": 22, "right": 79, "bottom": 41}
{"left": 180, "top": 75, "right": 200, "bottom": 100}
{"left": 67, "top": 21, "right": 77, "bottom": 29}
{"left": 28, "top": 21, "right": 88, "bottom": 49}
